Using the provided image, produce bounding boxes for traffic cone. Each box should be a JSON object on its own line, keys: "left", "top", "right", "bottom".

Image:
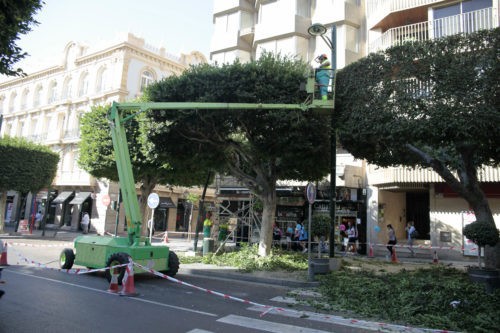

{"left": 107, "top": 268, "right": 119, "bottom": 293}
{"left": 391, "top": 247, "right": 399, "bottom": 263}
{"left": 433, "top": 251, "right": 439, "bottom": 264}
{"left": 368, "top": 243, "right": 374, "bottom": 258}
{"left": 119, "top": 259, "right": 138, "bottom": 297}
{"left": 0, "top": 241, "right": 9, "bottom": 266}
{"left": 163, "top": 231, "right": 169, "bottom": 244}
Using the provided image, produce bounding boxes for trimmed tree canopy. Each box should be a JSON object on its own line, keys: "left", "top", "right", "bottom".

{"left": 78, "top": 105, "right": 210, "bottom": 186}
{"left": 0, "top": 0, "right": 44, "bottom": 76}
{"left": 335, "top": 28, "right": 500, "bottom": 267}
{"left": 145, "top": 53, "right": 331, "bottom": 256}
{"left": 0, "top": 136, "right": 58, "bottom": 192}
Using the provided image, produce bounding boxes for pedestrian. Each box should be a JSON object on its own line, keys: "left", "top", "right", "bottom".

{"left": 203, "top": 212, "right": 213, "bottom": 238}
{"left": 218, "top": 220, "right": 229, "bottom": 242}
{"left": 293, "top": 221, "right": 303, "bottom": 251}
{"left": 272, "top": 223, "right": 282, "bottom": 246}
{"left": 339, "top": 223, "right": 347, "bottom": 252}
{"left": 299, "top": 221, "right": 309, "bottom": 253}
{"left": 81, "top": 212, "right": 90, "bottom": 234}
{"left": 35, "top": 211, "right": 42, "bottom": 230}
{"left": 286, "top": 224, "right": 294, "bottom": 250}
{"left": 386, "top": 224, "right": 397, "bottom": 257}
{"left": 406, "top": 221, "right": 416, "bottom": 257}
{"left": 347, "top": 220, "right": 358, "bottom": 254}
{"left": 314, "top": 53, "right": 331, "bottom": 100}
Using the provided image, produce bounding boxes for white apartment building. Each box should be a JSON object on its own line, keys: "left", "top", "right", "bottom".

{"left": 210, "top": 0, "right": 500, "bottom": 260}
{"left": 0, "top": 33, "right": 209, "bottom": 235}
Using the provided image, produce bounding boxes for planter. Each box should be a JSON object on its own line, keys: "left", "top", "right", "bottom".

{"left": 467, "top": 267, "right": 500, "bottom": 294}
{"left": 311, "top": 258, "right": 330, "bottom": 275}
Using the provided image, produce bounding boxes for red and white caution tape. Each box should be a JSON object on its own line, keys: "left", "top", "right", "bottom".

{"left": 366, "top": 242, "right": 477, "bottom": 252}
{"left": 11, "top": 247, "right": 126, "bottom": 275}
{"left": 7, "top": 241, "right": 73, "bottom": 248}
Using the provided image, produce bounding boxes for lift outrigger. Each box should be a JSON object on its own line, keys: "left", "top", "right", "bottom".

{"left": 58, "top": 72, "right": 334, "bottom": 283}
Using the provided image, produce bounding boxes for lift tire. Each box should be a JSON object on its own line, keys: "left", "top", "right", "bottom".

{"left": 59, "top": 248, "right": 75, "bottom": 269}
{"left": 165, "top": 251, "right": 180, "bottom": 277}
{"left": 105, "top": 252, "right": 129, "bottom": 285}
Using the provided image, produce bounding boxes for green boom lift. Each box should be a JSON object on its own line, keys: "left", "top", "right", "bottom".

{"left": 58, "top": 72, "right": 334, "bottom": 283}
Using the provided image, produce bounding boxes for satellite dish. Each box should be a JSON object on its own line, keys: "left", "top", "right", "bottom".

{"left": 308, "top": 23, "right": 327, "bottom": 36}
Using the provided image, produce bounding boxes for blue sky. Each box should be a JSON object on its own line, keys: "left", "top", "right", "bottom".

{"left": 16, "top": 0, "right": 214, "bottom": 73}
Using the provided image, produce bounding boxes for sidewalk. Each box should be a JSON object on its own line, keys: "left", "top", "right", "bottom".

{"left": 1, "top": 224, "right": 476, "bottom": 287}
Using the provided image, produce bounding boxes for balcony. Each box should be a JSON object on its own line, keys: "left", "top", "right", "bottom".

{"left": 369, "top": 8, "right": 494, "bottom": 53}
{"left": 367, "top": 0, "right": 442, "bottom": 29}
{"left": 213, "top": 0, "right": 254, "bottom": 14}
{"left": 254, "top": 14, "right": 310, "bottom": 43}
{"left": 63, "top": 128, "right": 80, "bottom": 142}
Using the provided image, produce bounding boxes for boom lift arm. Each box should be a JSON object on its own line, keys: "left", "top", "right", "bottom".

{"left": 107, "top": 94, "right": 332, "bottom": 246}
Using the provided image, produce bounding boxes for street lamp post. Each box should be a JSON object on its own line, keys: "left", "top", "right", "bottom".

{"left": 308, "top": 23, "right": 337, "bottom": 258}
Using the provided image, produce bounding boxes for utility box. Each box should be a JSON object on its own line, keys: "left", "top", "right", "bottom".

{"left": 203, "top": 238, "right": 214, "bottom": 256}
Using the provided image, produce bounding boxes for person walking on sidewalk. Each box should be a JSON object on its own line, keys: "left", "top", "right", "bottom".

{"left": 406, "top": 221, "right": 416, "bottom": 257}
{"left": 81, "top": 212, "right": 90, "bottom": 234}
{"left": 386, "top": 224, "right": 397, "bottom": 257}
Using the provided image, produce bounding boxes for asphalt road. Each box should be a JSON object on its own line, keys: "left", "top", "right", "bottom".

{"left": 2, "top": 265, "right": 367, "bottom": 333}
{"left": 1, "top": 240, "right": 376, "bottom": 333}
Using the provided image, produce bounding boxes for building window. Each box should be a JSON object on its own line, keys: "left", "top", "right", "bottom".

{"left": 21, "top": 89, "right": 29, "bottom": 110}
{"left": 78, "top": 72, "right": 89, "bottom": 97}
{"left": 96, "top": 67, "right": 108, "bottom": 92}
{"left": 62, "top": 77, "right": 73, "bottom": 99}
{"left": 48, "top": 81, "right": 58, "bottom": 103}
{"left": 8, "top": 92, "right": 17, "bottom": 113}
{"left": 33, "top": 85, "right": 42, "bottom": 107}
{"left": 140, "top": 70, "right": 155, "bottom": 92}
{"left": 433, "top": 0, "right": 491, "bottom": 38}
{"left": 0, "top": 96, "right": 4, "bottom": 114}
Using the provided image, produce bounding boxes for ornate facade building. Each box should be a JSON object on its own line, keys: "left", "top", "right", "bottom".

{"left": 0, "top": 33, "right": 210, "bottom": 235}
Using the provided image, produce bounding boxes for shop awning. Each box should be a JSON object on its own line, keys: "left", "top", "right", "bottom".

{"left": 158, "top": 197, "right": 176, "bottom": 209}
{"left": 69, "top": 192, "right": 92, "bottom": 205}
{"left": 52, "top": 191, "right": 74, "bottom": 204}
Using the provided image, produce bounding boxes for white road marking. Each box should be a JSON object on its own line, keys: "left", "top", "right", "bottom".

{"left": 217, "top": 314, "right": 331, "bottom": 333}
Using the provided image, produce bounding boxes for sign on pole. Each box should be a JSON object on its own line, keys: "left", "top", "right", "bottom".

{"left": 306, "top": 183, "right": 316, "bottom": 204}
{"left": 147, "top": 193, "right": 160, "bottom": 209}
{"left": 102, "top": 194, "right": 111, "bottom": 207}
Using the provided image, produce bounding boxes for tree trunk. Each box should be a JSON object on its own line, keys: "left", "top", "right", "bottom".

{"left": 464, "top": 186, "right": 499, "bottom": 269}
{"left": 257, "top": 186, "right": 276, "bottom": 257}
{"left": 139, "top": 177, "right": 157, "bottom": 237}
{"left": 0, "top": 191, "right": 5, "bottom": 233}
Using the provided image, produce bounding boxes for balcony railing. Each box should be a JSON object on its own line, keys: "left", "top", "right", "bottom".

{"left": 63, "top": 128, "right": 80, "bottom": 140}
{"left": 369, "top": 8, "right": 494, "bottom": 53}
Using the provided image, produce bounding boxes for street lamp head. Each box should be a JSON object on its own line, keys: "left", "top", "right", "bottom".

{"left": 308, "top": 23, "right": 327, "bottom": 37}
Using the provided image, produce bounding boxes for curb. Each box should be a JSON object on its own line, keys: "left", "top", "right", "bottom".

{"left": 180, "top": 266, "right": 319, "bottom": 288}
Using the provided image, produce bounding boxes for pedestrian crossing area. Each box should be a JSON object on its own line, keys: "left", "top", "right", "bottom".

{"left": 187, "top": 315, "right": 331, "bottom": 333}
{"left": 184, "top": 293, "right": 431, "bottom": 333}
{"left": 182, "top": 294, "right": 337, "bottom": 333}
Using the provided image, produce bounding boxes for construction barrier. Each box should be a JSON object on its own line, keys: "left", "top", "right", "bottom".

{"left": 0, "top": 241, "right": 9, "bottom": 266}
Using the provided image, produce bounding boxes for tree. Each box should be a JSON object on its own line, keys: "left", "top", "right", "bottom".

{"left": 335, "top": 29, "right": 500, "bottom": 267}
{"left": 0, "top": 0, "right": 44, "bottom": 76}
{"left": 0, "top": 136, "right": 59, "bottom": 232}
{"left": 78, "top": 105, "right": 209, "bottom": 233}
{"left": 145, "top": 53, "right": 331, "bottom": 256}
